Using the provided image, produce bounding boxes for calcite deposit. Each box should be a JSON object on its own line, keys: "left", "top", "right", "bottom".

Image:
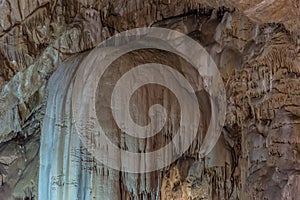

{"left": 0, "top": 0, "right": 299, "bottom": 199}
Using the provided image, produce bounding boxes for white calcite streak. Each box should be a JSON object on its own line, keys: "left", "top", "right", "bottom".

{"left": 39, "top": 55, "right": 121, "bottom": 200}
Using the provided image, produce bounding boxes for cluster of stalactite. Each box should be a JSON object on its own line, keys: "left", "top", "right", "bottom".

{"left": 0, "top": 0, "right": 299, "bottom": 199}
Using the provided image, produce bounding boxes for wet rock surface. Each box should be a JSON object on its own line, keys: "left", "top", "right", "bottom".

{"left": 0, "top": 0, "right": 299, "bottom": 199}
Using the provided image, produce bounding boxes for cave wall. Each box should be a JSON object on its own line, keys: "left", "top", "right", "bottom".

{"left": 0, "top": 0, "right": 299, "bottom": 199}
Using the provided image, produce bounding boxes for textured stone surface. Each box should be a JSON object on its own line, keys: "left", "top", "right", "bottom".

{"left": 0, "top": 0, "right": 299, "bottom": 199}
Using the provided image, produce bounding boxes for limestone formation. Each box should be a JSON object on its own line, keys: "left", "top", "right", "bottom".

{"left": 0, "top": 0, "right": 299, "bottom": 199}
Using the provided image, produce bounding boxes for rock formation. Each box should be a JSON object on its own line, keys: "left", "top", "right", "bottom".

{"left": 0, "top": 0, "right": 299, "bottom": 199}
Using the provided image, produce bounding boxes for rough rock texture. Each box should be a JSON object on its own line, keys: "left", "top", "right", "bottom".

{"left": 0, "top": 0, "right": 299, "bottom": 199}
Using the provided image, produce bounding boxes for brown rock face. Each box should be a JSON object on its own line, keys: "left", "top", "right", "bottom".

{"left": 0, "top": 0, "right": 299, "bottom": 199}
